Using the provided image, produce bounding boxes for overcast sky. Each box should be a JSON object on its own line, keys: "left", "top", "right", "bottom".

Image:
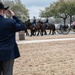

{"left": 21, "top": 0, "right": 57, "bottom": 19}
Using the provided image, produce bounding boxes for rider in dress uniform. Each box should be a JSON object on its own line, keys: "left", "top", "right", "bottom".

{"left": 32, "top": 16, "right": 36, "bottom": 27}
{"left": 45, "top": 17, "right": 49, "bottom": 27}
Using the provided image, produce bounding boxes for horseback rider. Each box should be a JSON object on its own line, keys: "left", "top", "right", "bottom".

{"left": 27, "top": 16, "right": 30, "bottom": 22}
{"left": 45, "top": 17, "right": 49, "bottom": 27}
{"left": 32, "top": 16, "right": 36, "bottom": 27}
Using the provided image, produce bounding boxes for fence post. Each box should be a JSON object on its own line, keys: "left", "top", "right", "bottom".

{"left": 19, "top": 31, "right": 25, "bottom": 40}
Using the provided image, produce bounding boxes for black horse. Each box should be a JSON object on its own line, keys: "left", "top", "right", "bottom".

{"left": 33, "top": 20, "right": 56, "bottom": 36}
{"left": 44, "top": 23, "right": 56, "bottom": 35}
{"left": 24, "top": 21, "right": 35, "bottom": 36}
{"left": 34, "top": 20, "right": 46, "bottom": 36}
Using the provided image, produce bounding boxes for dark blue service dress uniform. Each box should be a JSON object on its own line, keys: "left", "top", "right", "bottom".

{"left": 0, "top": 15, "right": 25, "bottom": 61}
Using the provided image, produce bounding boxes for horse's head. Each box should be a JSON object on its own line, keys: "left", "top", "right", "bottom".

{"left": 25, "top": 21, "right": 35, "bottom": 30}
{"left": 24, "top": 21, "right": 33, "bottom": 28}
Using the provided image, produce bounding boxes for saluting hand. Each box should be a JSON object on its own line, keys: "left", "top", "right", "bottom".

{"left": 7, "top": 9, "right": 15, "bottom": 17}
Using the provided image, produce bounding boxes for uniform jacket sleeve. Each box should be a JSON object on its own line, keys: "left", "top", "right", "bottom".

{"left": 12, "top": 16, "right": 25, "bottom": 32}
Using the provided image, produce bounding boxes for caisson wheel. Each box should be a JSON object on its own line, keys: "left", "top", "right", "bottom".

{"left": 56, "top": 25, "right": 62, "bottom": 34}
{"left": 61, "top": 25, "right": 70, "bottom": 35}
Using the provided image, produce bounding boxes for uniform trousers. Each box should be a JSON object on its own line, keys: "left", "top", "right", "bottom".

{"left": 0, "top": 59, "right": 14, "bottom": 75}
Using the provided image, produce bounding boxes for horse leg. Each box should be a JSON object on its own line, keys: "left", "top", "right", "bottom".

{"left": 34, "top": 30, "right": 36, "bottom": 36}
{"left": 37, "top": 30, "right": 40, "bottom": 36}
{"left": 52, "top": 30, "right": 54, "bottom": 35}
{"left": 32, "top": 30, "right": 35, "bottom": 36}
{"left": 44, "top": 30, "right": 47, "bottom": 35}
{"left": 34, "top": 30, "right": 37, "bottom": 36}
{"left": 52, "top": 26, "right": 56, "bottom": 35}
{"left": 30, "top": 30, "right": 33, "bottom": 37}
{"left": 24, "top": 29, "right": 28, "bottom": 36}
{"left": 52, "top": 30, "right": 56, "bottom": 35}
{"left": 26, "top": 30, "right": 29, "bottom": 36}
{"left": 49, "top": 29, "right": 51, "bottom": 34}
{"left": 41, "top": 30, "right": 43, "bottom": 36}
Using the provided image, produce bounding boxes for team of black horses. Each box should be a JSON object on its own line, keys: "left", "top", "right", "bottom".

{"left": 24, "top": 20, "right": 56, "bottom": 36}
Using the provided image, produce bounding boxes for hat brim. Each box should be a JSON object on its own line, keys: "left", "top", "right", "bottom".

{"left": 4, "top": 6, "right": 9, "bottom": 10}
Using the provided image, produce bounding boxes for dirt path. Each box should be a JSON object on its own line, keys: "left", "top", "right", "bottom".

{"left": 14, "top": 34, "right": 75, "bottom": 75}
{"left": 16, "top": 32, "right": 75, "bottom": 41}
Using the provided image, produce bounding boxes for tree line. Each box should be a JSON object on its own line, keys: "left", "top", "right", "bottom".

{"left": 39, "top": 0, "right": 75, "bottom": 26}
